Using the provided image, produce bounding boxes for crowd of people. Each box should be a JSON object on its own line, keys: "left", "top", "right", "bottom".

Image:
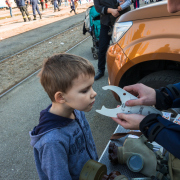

{"left": 5, "top": 0, "right": 89, "bottom": 22}
{"left": 133, "top": 0, "right": 163, "bottom": 9}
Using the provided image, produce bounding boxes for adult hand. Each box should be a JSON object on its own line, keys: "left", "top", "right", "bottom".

{"left": 118, "top": 6, "right": 122, "bottom": 11}
{"left": 108, "top": 8, "right": 120, "bottom": 17}
{"left": 123, "top": 83, "right": 156, "bottom": 107}
{"left": 111, "top": 113, "right": 145, "bottom": 130}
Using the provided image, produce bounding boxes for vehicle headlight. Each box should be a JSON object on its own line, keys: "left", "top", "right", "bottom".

{"left": 112, "top": 21, "right": 133, "bottom": 43}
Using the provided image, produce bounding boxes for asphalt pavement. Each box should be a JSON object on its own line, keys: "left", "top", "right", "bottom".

{"left": 0, "top": 1, "right": 93, "bottom": 59}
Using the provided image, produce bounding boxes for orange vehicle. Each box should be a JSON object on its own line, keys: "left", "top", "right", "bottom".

{"left": 106, "top": 1, "right": 180, "bottom": 101}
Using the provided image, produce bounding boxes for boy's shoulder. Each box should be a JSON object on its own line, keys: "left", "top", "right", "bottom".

{"left": 33, "top": 110, "right": 86, "bottom": 144}
{"left": 33, "top": 128, "right": 68, "bottom": 149}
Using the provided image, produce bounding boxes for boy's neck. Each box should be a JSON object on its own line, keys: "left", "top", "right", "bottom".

{"left": 49, "top": 102, "right": 75, "bottom": 119}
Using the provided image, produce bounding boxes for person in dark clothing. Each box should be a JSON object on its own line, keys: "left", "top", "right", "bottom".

{"left": 30, "top": 0, "right": 42, "bottom": 20}
{"left": 93, "top": 0, "right": 131, "bottom": 81}
{"left": 53, "top": 0, "right": 60, "bottom": 12}
{"left": 111, "top": 0, "right": 180, "bottom": 155}
{"left": 70, "top": 0, "right": 77, "bottom": 14}
{"left": 111, "top": 83, "right": 180, "bottom": 160}
{"left": 16, "top": 0, "right": 31, "bottom": 22}
{"left": 111, "top": 1, "right": 180, "bottom": 179}
{"left": 58, "top": 0, "right": 61, "bottom": 6}
{"left": 40, "top": 0, "right": 44, "bottom": 11}
{"left": 133, "top": 0, "right": 139, "bottom": 9}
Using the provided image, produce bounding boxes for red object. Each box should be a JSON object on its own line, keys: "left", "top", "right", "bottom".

{"left": 45, "top": 3, "right": 48, "bottom": 8}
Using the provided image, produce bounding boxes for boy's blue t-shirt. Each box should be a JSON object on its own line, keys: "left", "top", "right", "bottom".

{"left": 29, "top": 105, "right": 98, "bottom": 180}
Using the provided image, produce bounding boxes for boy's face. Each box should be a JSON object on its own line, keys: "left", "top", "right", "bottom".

{"left": 63, "top": 74, "right": 97, "bottom": 112}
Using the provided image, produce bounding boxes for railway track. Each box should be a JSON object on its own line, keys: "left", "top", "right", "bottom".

{"left": 0, "top": 22, "right": 83, "bottom": 64}
{"left": 0, "top": 23, "right": 91, "bottom": 98}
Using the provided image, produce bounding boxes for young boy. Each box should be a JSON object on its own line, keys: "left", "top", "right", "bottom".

{"left": 29, "top": 53, "right": 98, "bottom": 180}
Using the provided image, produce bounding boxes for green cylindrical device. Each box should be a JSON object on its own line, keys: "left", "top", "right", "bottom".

{"left": 79, "top": 159, "right": 107, "bottom": 180}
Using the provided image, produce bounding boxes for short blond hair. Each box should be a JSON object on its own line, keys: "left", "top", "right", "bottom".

{"left": 38, "top": 53, "right": 95, "bottom": 101}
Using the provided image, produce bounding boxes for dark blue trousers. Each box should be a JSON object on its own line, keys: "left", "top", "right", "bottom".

{"left": 32, "top": 1, "right": 41, "bottom": 15}
{"left": 54, "top": 1, "right": 59, "bottom": 9}
{"left": 98, "top": 24, "right": 111, "bottom": 73}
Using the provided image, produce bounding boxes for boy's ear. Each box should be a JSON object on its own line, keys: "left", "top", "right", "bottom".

{"left": 54, "top": 91, "right": 65, "bottom": 103}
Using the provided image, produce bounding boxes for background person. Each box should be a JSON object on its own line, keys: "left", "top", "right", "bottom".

{"left": 64, "top": 0, "right": 68, "bottom": 6}
{"left": 58, "top": 0, "right": 61, "bottom": 6}
{"left": 15, "top": 0, "right": 31, "bottom": 22}
{"left": 133, "top": 0, "right": 139, "bottom": 9}
{"left": 111, "top": 2, "right": 180, "bottom": 178}
{"left": 30, "top": 0, "right": 42, "bottom": 20}
{"left": 45, "top": 0, "right": 48, "bottom": 8}
{"left": 53, "top": 0, "right": 60, "bottom": 12}
{"left": 29, "top": 53, "right": 98, "bottom": 180}
{"left": 5, "top": 0, "right": 13, "bottom": 17}
{"left": 74, "top": 0, "right": 78, "bottom": 13}
{"left": 93, "top": 0, "right": 131, "bottom": 81}
{"left": 70, "top": 0, "right": 77, "bottom": 14}
{"left": 40, "top": 0, "right": 44, "bottom": 11}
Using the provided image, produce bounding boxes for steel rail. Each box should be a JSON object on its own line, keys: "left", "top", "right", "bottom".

{"left": 0, "top": 36, "right": 91, "bottom": 99}
{"left": 0, "top": 22, "right": 83, "bottom": 63}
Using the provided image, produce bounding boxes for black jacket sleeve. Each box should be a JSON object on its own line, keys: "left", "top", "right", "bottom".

{"left": 93, "top": 0, "right": 108, "bottom": 15}
{"left": 155, "top": 83, "right": 180, "bottom": 110}
{"left": 139, "top": 82, "right": 180, "bottom": 159}
{"left": 140, "top": 114, "right": 180, "bottom": 159}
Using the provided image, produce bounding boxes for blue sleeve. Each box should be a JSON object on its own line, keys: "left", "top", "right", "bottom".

{"left": 40, "top": 142, "right": 72, "bottom": 180}
{"left": 148, "top": 116, "right": 180, "bottom": 159}
{"left": 120, "top": 0, "right": 131, "bottom": 10}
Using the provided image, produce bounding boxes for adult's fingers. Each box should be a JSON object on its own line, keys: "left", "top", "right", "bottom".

{"left": 111, "top": 117, "right": 121, "bottom": 124}
{"left": 111, "top": 116, "right": 129, "bottom": 129}
{"left": 125, "top": 98, "right": 143, "bottom": 106}
{"left": 123, "top": 85, "right": 139, "bottom": 97}
{"left": 117, "top": 113, "right": 129, "bottom": 120}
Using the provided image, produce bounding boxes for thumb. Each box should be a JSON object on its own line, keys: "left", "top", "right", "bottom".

{"left": 117, "top": 113, "right": 128, "bottom": 120}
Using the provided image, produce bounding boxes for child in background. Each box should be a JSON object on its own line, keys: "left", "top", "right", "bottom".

{"left": 40, "top": 0, "right": 45, "bottom": 11}
{"left": 45, "top": 0, "right": 48, "bottom": 8}
{"left": 29, "top": 53, "right": 98, "bottom": 180}
{"left": 70, "top": 0, "right": 77, "bottom": 14}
